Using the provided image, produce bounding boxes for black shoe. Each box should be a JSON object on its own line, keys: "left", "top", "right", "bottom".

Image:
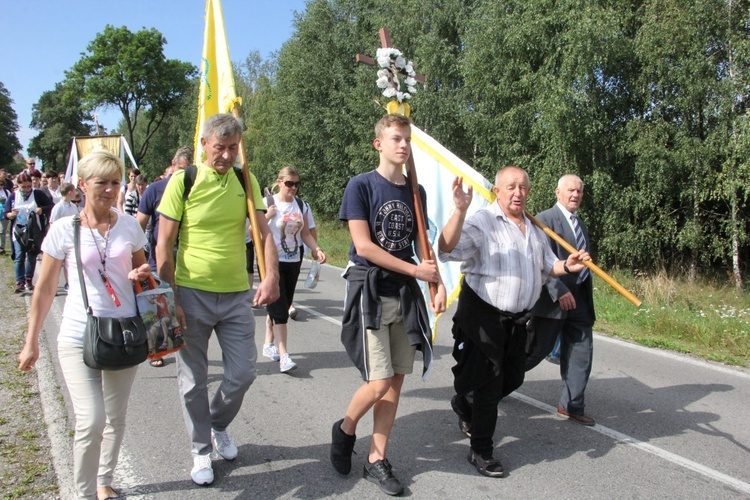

{"left": 450, "top": 394, "right": 472, "bottom": 437}
{"left": 25, "top": 279, "right": 34, "bottom": 291}
{"left": 330, "top": 419, "right": 356, "bottom": 475}
{"left": 14, "top": 281, "right": 24, "bottom": 294}
{"left": 467, "top": 449, "right": 504, "bottom": 478}
{"left": 363, "top": 458, "right": 403, "bottom": 496}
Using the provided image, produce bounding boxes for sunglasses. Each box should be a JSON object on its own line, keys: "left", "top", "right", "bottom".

{"left": 72, "top": 200, "right": 81, "bottom": 204}
{"left": 282, "top": 180, "right": 301, "bottom": 188}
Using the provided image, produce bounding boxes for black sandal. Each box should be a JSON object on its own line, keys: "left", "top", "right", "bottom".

{"left": 467, "top": 450, "right": 504, "bottom": 478}
{"left": 150, "top": 358, "right": 164, "bottom": 368}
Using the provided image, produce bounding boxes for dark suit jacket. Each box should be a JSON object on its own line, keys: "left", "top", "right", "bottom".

{"left": 531, "top": 204, "right": 595, "bottom": 321}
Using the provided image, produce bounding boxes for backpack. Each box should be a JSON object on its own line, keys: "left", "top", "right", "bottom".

{"left": 182, "top": 164, "right": 246, "bottom": 201}
{"left": 15, "top": 211, "right": 47, "bottom": 255}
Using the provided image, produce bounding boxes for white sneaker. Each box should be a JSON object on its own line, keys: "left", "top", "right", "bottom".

{"left": 191, "top": 454, "right": 214, "bottom": 486}
{"left": 288, "top": 305, "right": 298, "bottom": 320}
{"left": 262, "top": 343, "right": 280, "bottom": 361}
{"left": 280, "top": 353, "right": 298, "bottom": 373}
{"left": 212, "top": 428, "right": 238, "bottom": 461}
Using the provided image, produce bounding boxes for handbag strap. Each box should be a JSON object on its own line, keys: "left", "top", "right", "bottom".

{"left": 72, "top": 214, "right": 92, "bottom": 314}
{"left": 73, "top": 213, "right": 141, "bottom": 315}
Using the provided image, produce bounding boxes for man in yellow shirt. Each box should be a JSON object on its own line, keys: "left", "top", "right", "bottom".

{"left": 156, "top": 113, "right": 279, "bottom": 486}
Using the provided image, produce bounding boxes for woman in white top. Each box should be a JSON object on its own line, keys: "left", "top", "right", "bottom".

{"left": 262, "top": 166, "right": 326, "bottom": 372}
{"left": 18, "top": 150, "right": 151, "bottom": 500}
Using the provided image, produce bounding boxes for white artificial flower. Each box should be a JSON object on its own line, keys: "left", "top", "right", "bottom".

{"left": 373, "top": 45, "right": 419, "bottom": 102}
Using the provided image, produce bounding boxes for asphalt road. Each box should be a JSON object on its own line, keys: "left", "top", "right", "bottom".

{"left": 32, "top": 262, "right": 750, "bottom": 499}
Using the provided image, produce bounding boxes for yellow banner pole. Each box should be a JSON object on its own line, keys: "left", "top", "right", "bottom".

{"left": 526, "top": 212, "right": 642, "bottom": 307}
{"left": 232, "top": 106, "right": 265, "bottom": 280}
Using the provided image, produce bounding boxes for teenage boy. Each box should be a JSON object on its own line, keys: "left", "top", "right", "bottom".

{"left": 331, "top": 114, "right": 446, "bottom": 496}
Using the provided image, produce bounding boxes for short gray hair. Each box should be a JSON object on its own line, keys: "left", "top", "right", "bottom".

{"left": 173, "top": 146, "right": 194, "bottom": 165}
{"left": 201, "top": 113, "right": 243, "bottom": 140}
{"left": 557, "top": 174, "right": 584, "bottom": 189}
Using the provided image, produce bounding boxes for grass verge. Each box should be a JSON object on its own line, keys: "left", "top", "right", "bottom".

{"left": 0, "top": 255, "right": 58, "bottom": 498}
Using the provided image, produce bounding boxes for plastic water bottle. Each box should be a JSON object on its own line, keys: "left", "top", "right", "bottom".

{"left": 304, "top": 260, "right": 321, "bottom": 289}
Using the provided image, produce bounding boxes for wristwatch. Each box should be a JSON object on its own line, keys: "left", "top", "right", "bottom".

{"left": 563, "top": 262, "right": 571, "bottom": 274}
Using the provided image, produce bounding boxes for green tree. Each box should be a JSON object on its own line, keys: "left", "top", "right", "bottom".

{"left": 117, "top": 78, "right": 198, "bottom": 181}
{"left": 0, "top": 82, "right": 22, "bottom": 166}
{"left": 64, "top": 25, "right": 196, "bottom": 165}
{"left": 28, "top": 82, "right": 92, "bottom": 173}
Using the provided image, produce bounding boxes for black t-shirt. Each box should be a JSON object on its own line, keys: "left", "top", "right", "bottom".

{"left": 339, "top": 170, "right": 427, "bottom": 295}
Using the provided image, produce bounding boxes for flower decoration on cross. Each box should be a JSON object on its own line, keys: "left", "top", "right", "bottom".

{"left": 357, "top": 28, "right": 425, "bottom": 117}
{"left": 375, "top": 47, "right": 419, "bottom": 103}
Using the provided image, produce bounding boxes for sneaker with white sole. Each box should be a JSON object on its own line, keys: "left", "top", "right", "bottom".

{"left": 212, "top": 428, "right": 238, "bottom": 460}
{"left": 262, "top": 343, "right": 280, "bottom": 361}
{"left": 280, "top": 353, "right": 297, "bottom": 373}
{"left": 191, "top": 454, "right": 214, "bottom": 486}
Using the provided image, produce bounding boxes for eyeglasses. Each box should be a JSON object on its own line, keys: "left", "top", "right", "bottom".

{"left": 282, "top": 180, "right": 301, "bottom": 188}
{"left": 72, "top": 200, "right": 81, "bottom": 204}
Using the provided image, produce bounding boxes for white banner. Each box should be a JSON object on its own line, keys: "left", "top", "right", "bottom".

{"left": 410, "top": 124, "right": 495, "bottom": 333}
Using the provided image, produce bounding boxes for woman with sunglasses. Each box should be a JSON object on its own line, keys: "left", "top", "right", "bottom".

{"left": 263, "top": 167, "right": 326, "bottom": 372}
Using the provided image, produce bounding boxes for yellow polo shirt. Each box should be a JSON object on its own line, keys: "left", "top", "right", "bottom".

{"left": 158, "top": 163, "right": 263, "bottom": 293}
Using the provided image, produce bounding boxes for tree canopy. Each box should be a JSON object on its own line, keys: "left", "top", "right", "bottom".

{"left": 25, "top": 0, "right": 750, "bottom": 284}
{"left": 28, "top": 82, "right": 92, "bottom": 173}
{"left": 64, "top": 25, "right": 196, "bottom": 166}
{"left": 0, "top": 82, "right": 22, "bottom": 166}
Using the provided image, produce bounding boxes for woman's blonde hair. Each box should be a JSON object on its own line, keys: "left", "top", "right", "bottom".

{"left": 77, "top": 149, "right": 124, "bottom": 183}
{"left": 272, "top": 166, "right": 300, "bottom": 193}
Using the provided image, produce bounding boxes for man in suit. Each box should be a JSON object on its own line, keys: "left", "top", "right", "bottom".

{"left": 527, "top": 174, "right": 596, "bottom": 426}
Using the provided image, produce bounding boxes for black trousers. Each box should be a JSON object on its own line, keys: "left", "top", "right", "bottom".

{"left": 454, "top": 329, "right": 527, "bottom": 457}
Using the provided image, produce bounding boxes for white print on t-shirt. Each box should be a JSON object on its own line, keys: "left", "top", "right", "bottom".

{"left": 374, "top": 200, "right": 414, "bottom": 251}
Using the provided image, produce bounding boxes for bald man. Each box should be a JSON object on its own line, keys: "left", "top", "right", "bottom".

{"left": 439, "top": 167, "right": 591, "bottom": 477}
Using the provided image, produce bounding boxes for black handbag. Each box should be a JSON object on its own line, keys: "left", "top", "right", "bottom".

{"left": 73, "top": 215, "right": 148, "bottom": 370}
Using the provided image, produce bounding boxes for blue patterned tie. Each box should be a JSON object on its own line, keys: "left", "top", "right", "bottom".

{"left": 571, "top": 214, "right": 589, "bottom": 283}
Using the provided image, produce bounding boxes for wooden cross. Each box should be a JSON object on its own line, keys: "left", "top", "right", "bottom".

{"left": 356, "top": 28, "right": 437, "bottom": 303}
{"left": 356, "top": 28, "right": 426, "bottom": 84}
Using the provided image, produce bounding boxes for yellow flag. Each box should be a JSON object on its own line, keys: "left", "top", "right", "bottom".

{"left": 194, "top": 0, "right": 243, "bottom": 161}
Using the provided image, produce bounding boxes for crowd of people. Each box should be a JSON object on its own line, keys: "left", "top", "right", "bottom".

{"left": 11, "top": 112, "right": 598, "bottom": 498}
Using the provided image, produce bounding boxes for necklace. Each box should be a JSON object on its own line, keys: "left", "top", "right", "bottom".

{"left": 83, "top": 211, "right": 120, "bottom": 307}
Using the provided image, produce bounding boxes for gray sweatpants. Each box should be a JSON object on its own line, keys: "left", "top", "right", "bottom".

{"left": 175, "top": 286, "right": 257, "bottom": 456}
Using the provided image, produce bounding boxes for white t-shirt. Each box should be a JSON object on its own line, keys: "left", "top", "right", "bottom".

{"left": 265, "top": 195, "right": 307, "bottom": 263}
{"left": 50, "top": 200, "right": 80, "bottom": 223}
{"left": 42, "top": 212, "right": 147, "bottom": 345}
{"left": 49, "top": 187, "right": 62, "bottom": 205}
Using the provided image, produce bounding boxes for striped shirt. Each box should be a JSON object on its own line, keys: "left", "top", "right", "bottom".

{"left": 438, "top": 201, "right": 558, "bottom": 313}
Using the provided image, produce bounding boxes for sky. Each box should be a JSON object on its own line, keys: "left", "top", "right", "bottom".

{"left": 0, "top": 0, "right": 309, "bottom": 159}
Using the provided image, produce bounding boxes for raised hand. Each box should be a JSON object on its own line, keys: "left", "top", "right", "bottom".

{"left": 452, "top": 176, "right": 473, "bottom": 212}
